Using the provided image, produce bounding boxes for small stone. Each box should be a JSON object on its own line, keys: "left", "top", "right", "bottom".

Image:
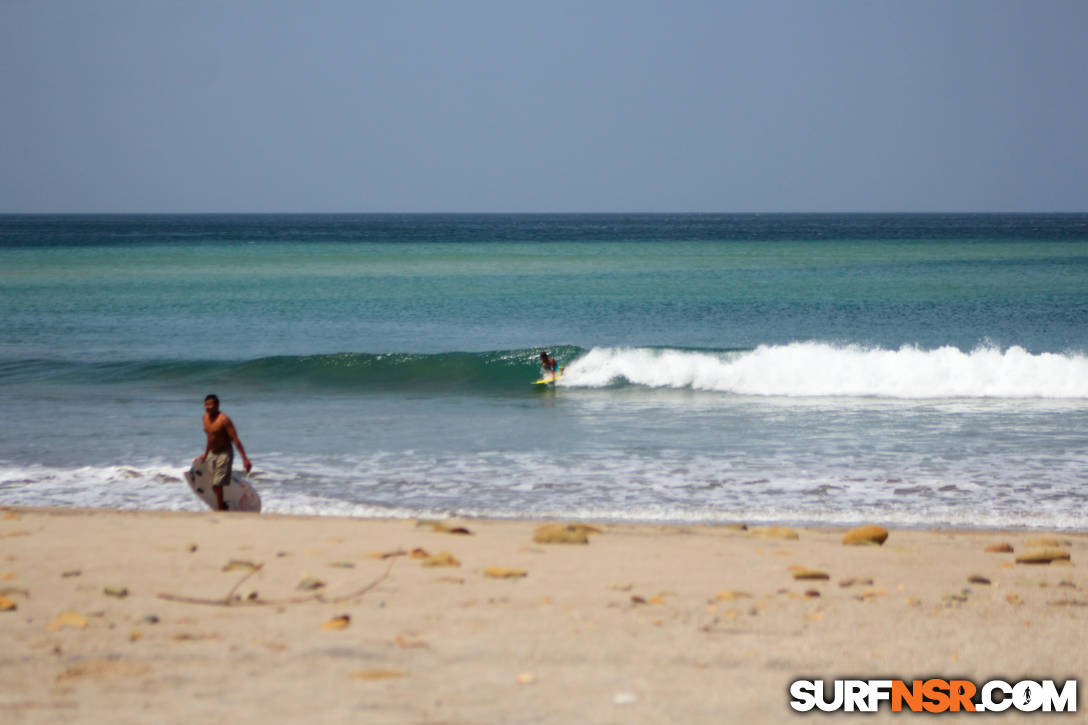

{"left": 533, "top": 523, "right": 601, "bottom": 544}
{"left": 842, "top": 525, "right": 889, "bottom": 546}
{"left": 430, "top": 521, "right": 473, "bottom": 535}
{"left": 967, "top": 575, "right": 991, "bottom": 585}
{"left": 516, "top": 672, "right": 537, "bottom": 685}
{"left": 793, "top": 568, "right": 830, "bottom": 581}
{"left": 103, "top": 585, "right": 129, "bottom": 598}
{"left": 985, "top": 543, "right": 1014, "bottom": 553}
{"left": 1016, "top": 548, "right": 1072, "bottom": 565}
{"left": 296, "top": 577, "right": 326, "bottom": 591}
{"left": 421, "top": 552, "right": 460, "bottom": 568}
{"left": 483, "top": 567, "right": 527, "bottom": 579}
{"left": 321, "top": 614, "right": 351, "bottom": 630}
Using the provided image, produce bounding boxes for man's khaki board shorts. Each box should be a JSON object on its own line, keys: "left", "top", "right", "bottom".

{"left": 207, "top": 451, "right": 233, "bottom": 488}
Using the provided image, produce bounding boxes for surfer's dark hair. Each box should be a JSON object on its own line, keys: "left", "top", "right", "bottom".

{"left": 205, "top": 394, "right": 219, "bottom": 404}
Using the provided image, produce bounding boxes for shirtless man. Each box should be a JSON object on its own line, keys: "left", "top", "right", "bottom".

{"left": 200, "top": 394, "right": 252, "bottom": 511}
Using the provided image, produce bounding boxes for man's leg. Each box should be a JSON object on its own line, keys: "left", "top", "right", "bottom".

{"left": 209, "top": 452, "right": 233, "bottom": 511}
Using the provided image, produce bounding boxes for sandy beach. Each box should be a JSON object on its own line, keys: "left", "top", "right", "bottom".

{"left": 0, "top": 506, "right": 1083, "bottom": 723}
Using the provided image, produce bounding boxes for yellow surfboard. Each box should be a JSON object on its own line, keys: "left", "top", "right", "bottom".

{"left": 533, "top": 367, "right": 563, "bottom": 385}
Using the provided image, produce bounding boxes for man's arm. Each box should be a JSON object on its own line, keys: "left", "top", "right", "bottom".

{"left": 226, "top": 420, "right": 252, "bottom": 473}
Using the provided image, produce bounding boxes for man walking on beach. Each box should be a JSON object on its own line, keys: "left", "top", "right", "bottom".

{"left": 200, "top": 394, "right": 252, "bottom": 511}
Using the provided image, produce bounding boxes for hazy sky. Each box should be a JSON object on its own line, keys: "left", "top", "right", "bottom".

{"left": 2, "top": 1, "right": 1086, "bottom": 213}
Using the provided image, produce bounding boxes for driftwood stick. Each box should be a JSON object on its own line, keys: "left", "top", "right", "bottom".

{"left": 158, "top": 561, "right": 394, "bottom": 607}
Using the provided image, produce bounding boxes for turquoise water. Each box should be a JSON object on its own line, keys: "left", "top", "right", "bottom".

{"left": 2, "top": 214, "right": 1087, "bottom": 529}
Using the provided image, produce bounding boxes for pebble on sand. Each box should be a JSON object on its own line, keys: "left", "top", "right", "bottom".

{"left": 841, "top": 525, "right": 889, "bottom": 546}
{"left": 533, "top": 523, "right": 601, "bottom": 544}
{"left": 1015, "top": 548, "right": 1072, "bottom": 565}
{"left": 792, "top": 568, "right": 830, "bottom": 581}
{"left": 322, "top": 614, "right": 351, "bottom": 630}
{"left": 421, "top": 552, "right": 461, "bottom": 567}
{"left": 428, "top": 521, "right": 473, "bottom": 535}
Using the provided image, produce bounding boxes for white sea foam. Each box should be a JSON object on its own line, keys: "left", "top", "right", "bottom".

{"left": 0, "top": 461, "right": 202, "bottom": 511}
{"left": 560, "top": 343, "right": 1088, "bottom": 399}
{"left": 4, "top": 444, "right": 1085, "bottom": 531}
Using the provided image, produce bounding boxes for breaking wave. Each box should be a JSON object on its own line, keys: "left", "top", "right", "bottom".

{"left": 561, "top": 343, "right": 1088, "bottom": 399}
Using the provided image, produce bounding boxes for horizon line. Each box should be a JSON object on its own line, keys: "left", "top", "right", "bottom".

{"left": 3, "top": 210, "right": 1087, "bottom": 216}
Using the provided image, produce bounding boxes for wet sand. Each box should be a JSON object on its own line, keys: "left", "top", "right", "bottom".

{"left": 1, "top": 507, "right": 1084, "bottom": 723}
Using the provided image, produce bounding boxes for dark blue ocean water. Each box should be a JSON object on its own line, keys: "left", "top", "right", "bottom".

{"left": 2, "top": 214, "right": 1087, "bottom": 529}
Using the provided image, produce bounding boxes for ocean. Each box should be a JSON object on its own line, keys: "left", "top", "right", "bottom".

{"left": 2, "top": 213, "right": 1086, "bottom": 530}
